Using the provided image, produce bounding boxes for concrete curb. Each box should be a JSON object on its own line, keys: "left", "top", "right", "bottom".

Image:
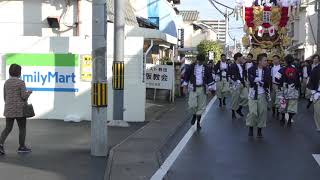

{"left": 155, "top": 112, "right": 192, "bottom": 180}
{"left": 105, "top": 98, "right": 190, "bottom": 180}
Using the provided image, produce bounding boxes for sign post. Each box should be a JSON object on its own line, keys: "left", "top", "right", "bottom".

{"left": 146, "top": 64, "right": 174, "bottom": 101}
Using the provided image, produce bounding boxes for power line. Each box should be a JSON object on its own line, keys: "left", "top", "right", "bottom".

{"left": 208, "top": 0, "right": 234, "bottom": 17}
{"left": 208, "top": 0, "right": 225, "bottom": 16}
{"left": 211, "top": 0, "right": 234, "bottom": 10}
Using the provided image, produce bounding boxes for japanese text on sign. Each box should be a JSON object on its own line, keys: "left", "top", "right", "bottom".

{"left": 146, "top": 64, "right": 173, "bottom": 90}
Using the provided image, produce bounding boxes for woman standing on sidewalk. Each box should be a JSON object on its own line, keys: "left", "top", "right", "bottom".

{"left": 0, "top": 64, "right": 32, "bottom": 155}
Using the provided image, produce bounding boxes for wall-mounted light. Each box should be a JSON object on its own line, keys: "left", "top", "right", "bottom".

{"left": 47, "top": 17, "right": 60, "bottom": 28}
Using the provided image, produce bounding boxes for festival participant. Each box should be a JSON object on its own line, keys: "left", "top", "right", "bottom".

{"left": 301, "top": 60, "right": 311, "bottom": 99}
{"left": 275, "top": 54, "right": 300, "bottom": 127}
{"left": 306, "top": 55, "right": 320, "bottom": 109}
{"left": 214, "top": 54, "right": 230, "bottom": 107}
{"left": 245, "top": 53, "right": 255, "bottom": 72}
{"left": 271, "top": 55, "right": 282, "bottom": 118}
{"left": 246, "top": 53, "right": 271, "bottom": 138}
{"left": 307, "top": 54, "right": 320, "bottom": 131}
{"left": 183, "top": 54, "right": 215, "bottom": 130}
{"left": 229, "top": 53, "right": 248, "bottom": 119}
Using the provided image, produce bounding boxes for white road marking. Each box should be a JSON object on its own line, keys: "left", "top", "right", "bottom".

{"left": 312, "top": 154, "right": 320, "bottom": 166}
{"left": 150, "top": 96, "right": 217, "bottom": 180}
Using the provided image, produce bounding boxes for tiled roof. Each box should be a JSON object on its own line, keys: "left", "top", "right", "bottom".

{"left": 179, "top": 10, "right": 199, "bottom": 21}
{"left": 107, "top": 0, "right": 138, "bottom": 26}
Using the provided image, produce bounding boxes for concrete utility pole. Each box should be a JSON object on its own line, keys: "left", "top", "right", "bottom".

{"left": 91, "top": 0, "right": 108, "bottom": 156}
{"left": 113, "top": 0, "right": 125, "bottom": 120}
{"left": 317, "top": 0, "right": 320, "bottom": 53}
{"left": 225, "top": 8, "right": 229, "bottom": 55}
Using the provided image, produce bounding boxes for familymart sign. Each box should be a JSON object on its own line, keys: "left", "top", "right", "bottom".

{"left": 5, "top": 53, "right": 80, "bottom": 92}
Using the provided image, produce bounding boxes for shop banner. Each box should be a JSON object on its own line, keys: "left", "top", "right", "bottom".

{"left": 5, "top": 53, "right": 79, "bottom": 92}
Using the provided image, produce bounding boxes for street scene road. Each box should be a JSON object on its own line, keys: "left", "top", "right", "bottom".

{"left": 168, "top": 99, "right": 320, "bottom": 180}
{"left": 1, "top": 0, "right": 320, "bottom": 180}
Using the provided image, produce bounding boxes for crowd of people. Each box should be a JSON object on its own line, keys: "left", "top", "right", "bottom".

{"left": 182, "top": 52, "right": 320, "bottom": 138}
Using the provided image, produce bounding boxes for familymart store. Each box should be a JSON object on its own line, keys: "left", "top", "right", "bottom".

{"left": 1, "top": 53, "right": 92, "bottom": 121}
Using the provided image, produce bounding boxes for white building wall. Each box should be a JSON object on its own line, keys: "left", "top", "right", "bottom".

{"left": 304, "top": 5, "right": 318, "bottom": 58}
{"left": 130, "top": 0, "right": 148, "bottom": 18}
{"left": 0, "top": 30, "right": 145, "bottom": 122}
{"left": 0, "top": 1, "right": 146, "bottom": 122}
{"left": 295, "top": 4, "right": 318, "bottom": 59}
{"left": 182, "top": 22, "right": 194, "bottom": 48}
{"left": 182, "top": 21, "right": 218, "bottom": 49}
{"left": 0, "top": 0, "right": 90, "bottom": 37}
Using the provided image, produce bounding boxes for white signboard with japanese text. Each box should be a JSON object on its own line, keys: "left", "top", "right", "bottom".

{"left": 146, "top": 64, "right": 174, "bottom": 90}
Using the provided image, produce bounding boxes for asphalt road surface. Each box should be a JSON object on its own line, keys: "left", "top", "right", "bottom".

{"left": 168, "top": 99, "right": 320, "bottom": 180}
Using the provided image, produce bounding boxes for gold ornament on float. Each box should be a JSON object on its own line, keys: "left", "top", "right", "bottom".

{"left": 253, "top": 7, "right": 263, "bottom": 27}
{"left": 282, "top": 36, "right": 291, "bottom": 47}
{"left": 252, "top": 47, "right": 263, "bottom": 59}
{"left": 280, "top": 27, "right": 287, "bottom": 35}
{"left": 248, "top": 27, "right": 253, "bottom": 35}
{"left": 242, "top": 36, "right": 250, "bottom": 47}
{"left": 271, "top": 7, "right": 281, "bottom": 28}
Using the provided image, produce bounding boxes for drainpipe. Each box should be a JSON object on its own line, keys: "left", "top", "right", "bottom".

{"left": 144, "top": 40, "right": 154, "bottom": 83}
{"left": 77, "top": 0, "right": 80, "bottom": 36}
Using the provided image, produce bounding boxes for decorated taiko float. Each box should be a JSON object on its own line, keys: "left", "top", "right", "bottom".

{"left": 236, "top": 0, "right": 300, "bottom": 61}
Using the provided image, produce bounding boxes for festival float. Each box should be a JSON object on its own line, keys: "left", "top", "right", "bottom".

{"left": 236, "top": 0, "right": 300, "bottom": 61}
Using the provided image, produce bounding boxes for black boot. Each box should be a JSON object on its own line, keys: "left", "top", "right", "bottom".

{"left": 276, "top": 108, "right": 280, "bottom": 119}
{"left": 223, "top": 98, "right": 226, "bottom": 106}
{"left": 236, "top": 106, "right": 244, "bottom": 117}
{"left": 280, "top": 113, "right": 285, "bottom": 126}
{"left": 219, "top": 98, "right": 222, "bottom": 107}
{"left": 232, "top": 110, "right": 237, "bottom": 119}
{"left": 272, "top": 107, "right": 275, "bottom": 117}
{"left": 287, "top": 113, "right": 294, "bottom": 127}
{"left": 0, "top": 144, "right": 5, "bottom": 155}
{"left": 248, "top": 127, "right": 254, "bottom": 137}
{"left": 196, "top": 115, "right": 202, "bottom": 130}
{"left": 307, "top": 100, "right": 312, "bottom": 109}
{"left": 191, "top": 114, "right": 196, "bottom": 125}
{"left": 257, "top": 128, "right": 263, "bottom": 138}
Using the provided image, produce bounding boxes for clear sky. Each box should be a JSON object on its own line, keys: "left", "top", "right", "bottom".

{"left": 177, "top": 0, "right": 244, "bottom": 45}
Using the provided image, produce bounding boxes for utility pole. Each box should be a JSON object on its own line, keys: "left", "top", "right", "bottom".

{"left": 113, "top": 0, "right": 125, "bottom": 121}
{"left": 225, "top": 8, "right": 229, "bottom": 55}
{"left": 317, "top": 0, "right": 320, "bottom": 53}
{"left": 91, "top": 0, "right": 108, "bottom": 156}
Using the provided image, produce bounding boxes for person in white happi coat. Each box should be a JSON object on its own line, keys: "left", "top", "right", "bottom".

{"left": 246, "top": 53, "right": 271, "bottom": 138}
{"left": 214, "top": 54, "right": 230, "bottom": 107}
{"left": 229, "top": 53, "right": 248, "bottom": 119}
{"left": 183, "top": 54, "right": 215, "bottom": 130}
{"left": 270, "top": 55, "right": 282, "bottom": 118}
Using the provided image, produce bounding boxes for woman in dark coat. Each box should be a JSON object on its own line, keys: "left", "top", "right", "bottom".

{"left": 0, "top": 64, "right": 32, "bottom": 155}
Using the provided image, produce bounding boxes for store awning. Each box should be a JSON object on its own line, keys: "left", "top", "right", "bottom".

{"left": 127, "top": 27, "right": 178, "bottom": 45}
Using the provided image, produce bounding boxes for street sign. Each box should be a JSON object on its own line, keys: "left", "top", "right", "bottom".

{"left": 146, "top": 64, "right": 174, "bottom": 90}
{"left": 80, "top": 55, "right": 92, "bottom": 81}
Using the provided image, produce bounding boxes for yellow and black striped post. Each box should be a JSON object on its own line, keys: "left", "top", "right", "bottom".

{"left": 112, "top": 61, "right": 124, "bottom": 90}
{"left": 92, "top": 82, "right": 108, "bottom": 107}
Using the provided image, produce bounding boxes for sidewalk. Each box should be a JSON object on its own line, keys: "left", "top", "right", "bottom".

{"left": 106, "top": 97, "right": 191, "bottom": 180}
{"left": 0, "top": 97, "right": 190, "bottom": 180}
{"left": 0, "top": 118, "right": 144, "bottom": 180}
